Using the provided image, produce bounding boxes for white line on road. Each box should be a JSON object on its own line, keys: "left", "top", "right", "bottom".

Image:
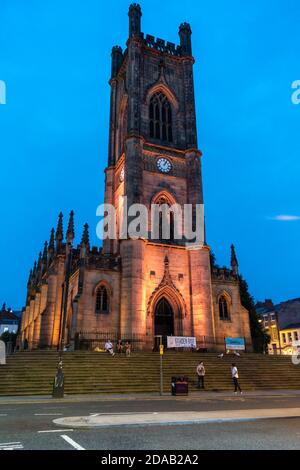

{"left": 0, "top": 442, "right": 21, "bottom": 446}
{"left": 35, "top": 414, "right": 63, "bottom": 416}
{"left": 0, "top": 442, "right": 23, "bottom": 450}
{"left": 0, "top": 414, "right": 7, "bottom": 417}
{"left": 61, "top": 435, "right": 85, "bottom": 451}
{"left": 38, "top": 429, "right": 74, "bottom": 433}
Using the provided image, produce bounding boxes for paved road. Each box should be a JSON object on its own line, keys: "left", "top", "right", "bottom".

{"left": 1, "top": 394, "right": 300, "bottom": 450}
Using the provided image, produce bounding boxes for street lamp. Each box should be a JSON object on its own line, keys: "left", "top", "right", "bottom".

{"left": 52, "top": 243, "right": 73, "bottom": 399}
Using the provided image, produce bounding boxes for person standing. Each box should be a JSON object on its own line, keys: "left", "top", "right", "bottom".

{"left": 232, "top": 363, "right": 242, "bottom": 394}
{"left": 196, "top": 362, "right": 206, "bottom": 389}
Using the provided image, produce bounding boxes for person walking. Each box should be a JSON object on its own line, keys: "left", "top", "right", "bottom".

{"left": 232, "top": 363, "right": 242, "bottom": 394}
{"left": 196, "top": 361, "right": 206, "bottom": 389}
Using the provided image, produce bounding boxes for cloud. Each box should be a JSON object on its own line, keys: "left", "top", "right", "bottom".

{"left": 268, "top": 215, "right": 300, "bottom": 222}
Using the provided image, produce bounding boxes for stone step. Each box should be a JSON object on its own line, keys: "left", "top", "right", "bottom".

{"left": 1, "top": 352, "right": 299, "bottom": 396}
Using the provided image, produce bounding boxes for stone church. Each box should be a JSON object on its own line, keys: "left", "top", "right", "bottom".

{"left": 20, "top": 4, "right": 252, "bottom": 352}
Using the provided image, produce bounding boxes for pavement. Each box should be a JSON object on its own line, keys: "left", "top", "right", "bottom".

{"left": 1, "top": 390, "right": 300, "bottom": 450}
{"left": 1, "top": 389, "right": 300, "bottom": 404}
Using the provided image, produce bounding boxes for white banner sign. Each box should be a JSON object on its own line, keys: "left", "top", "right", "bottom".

{"left": 167, "top": 337, "right": 197, "bottom": 349}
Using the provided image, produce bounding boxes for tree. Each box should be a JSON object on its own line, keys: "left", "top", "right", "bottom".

{"left": 238, "top": 275, "right": 270, "bottom": 353}
{"left": 0, "top": 331, "right": 18, "bottom": 349}
{"left": 210, "top": 251, "right": 219, "bottom": 270}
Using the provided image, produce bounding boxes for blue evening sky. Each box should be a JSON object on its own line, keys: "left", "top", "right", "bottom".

{"left": 0, "top": 0, "right": 299, "bottom": 309}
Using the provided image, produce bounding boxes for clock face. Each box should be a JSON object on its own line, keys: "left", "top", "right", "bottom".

{"left": 119, "top": 167, "right": 125, "bottom": 183}
{"left": 157, "top": 158, "right": 172, "bottom": 174}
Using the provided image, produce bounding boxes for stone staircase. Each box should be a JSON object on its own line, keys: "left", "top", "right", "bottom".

{"left": 0, "top": 351, "right": 299, "bottom": 396}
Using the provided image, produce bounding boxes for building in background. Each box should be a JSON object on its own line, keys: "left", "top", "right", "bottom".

{"left": 0, "top": 303, "right": 20, "bottom": 336}
{"left": 256, "top": 298, "right": 300, "bottom": 355}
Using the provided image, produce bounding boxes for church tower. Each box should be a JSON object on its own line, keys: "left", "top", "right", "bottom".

{"left": 20, "top": 4, "right": 252, "bottom": 353}
{"left": 103, "top": 3, "right": 215, "bottom": 345}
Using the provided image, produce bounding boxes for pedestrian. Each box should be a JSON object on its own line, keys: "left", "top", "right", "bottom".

{"left": 232, "top": 363, "right": 242, "bottom": 394}
{"left": 116, "top": 339, "right": 123, "bottom": 354}
{"left": 105, "top": 340, "right": 115, "bottom": 357}
{"left": 125, "top": 341, "right": 131, "bottom": 357}
{"left": 196, "top": 361, "right": 205, "bottom": 389}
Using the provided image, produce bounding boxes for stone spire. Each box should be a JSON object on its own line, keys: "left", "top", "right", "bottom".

{"left": 66, "top": 210, "right": 75, "bottom": 245}
{"left": 81, "top": 223, "right": 90, "bottom": 246}
{"left": 37, "top": 251, "right": 42, "bottom": 270}
{"left": 48, "top": 228, "right": 55, "bottom": 261}
{"left": 55, "top": 212, "right": 64, "bottom": 250}
{"left": 36, "top": 251, "right": 43, "bottom": 283}
{"left": 111, "top": 46, "right": 124, "bottom": 78}
{"left": 32, "top": 261, "right": 38, "bottom": 285}
{"left": 128, "top": 3, "right": 142, "bottom": 38}
{"left": 42, "top": 241, "right": 48, "bottom": 263}
{"left": 231, "top": 244, "right": 239, "bottom": 276}
{"left": 179, "top": 22, "right": 192, "bottom": 56}
{"left": 27, "top": 269, "right": 33, "bottom": 287}
{"left": 1, "top": 302, "right": 6, "bottom": 313}
{"left": 41, "top": 241, "right": 48, "bottom": 274}
{"left": 80, "top": 223, "right": 90, "bottom": 258}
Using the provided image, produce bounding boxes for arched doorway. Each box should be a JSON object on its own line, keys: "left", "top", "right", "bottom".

{"left": 154, "top": 298, "right": 174, "bottom": 348}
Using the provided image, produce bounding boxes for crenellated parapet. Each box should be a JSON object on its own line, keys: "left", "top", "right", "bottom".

{"left": 143, "top": 35, "right": 182, "bottom": 57}
{"left": 212, "top": 268, "right": 239, "bottom": 283}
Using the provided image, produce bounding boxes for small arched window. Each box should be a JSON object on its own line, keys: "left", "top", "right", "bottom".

{"left": 219, "top": 295, "right": 230, "bottom": 321}
{"left": 95, "top": 286, "right": 109, "bottom": 314}
{"left": 149, "top": 93, "right": 173, "bottom": 143}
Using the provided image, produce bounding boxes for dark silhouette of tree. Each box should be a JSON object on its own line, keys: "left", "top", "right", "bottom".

{"left": 238, "top": 275, "right": 270, "bottom": 353}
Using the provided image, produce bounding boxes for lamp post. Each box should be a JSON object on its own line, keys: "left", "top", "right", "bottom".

{"left": 52, "top": 244, "right": 73, "bottom": 399}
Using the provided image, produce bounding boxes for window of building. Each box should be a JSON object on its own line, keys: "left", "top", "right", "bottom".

{"left": 219, "top": 296, "right": 230, "bottom": 321}
{"left": 282, "top": 333, "right": 286, "bottom": 344}
{"left": 288, "top": 332, "right": 293, "bottom": 343}
{"left": 294, "top": 331, "right": 299, "bottom": 342}
{"left": 149, "top": 93, "right": 173, "bottom": 143}
{"left": 95, "top": 286, "right": 109, "bottom": 314}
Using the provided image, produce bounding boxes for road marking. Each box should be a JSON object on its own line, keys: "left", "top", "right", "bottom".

{"left": 61, "top": 435, "right": 85, "bottom": 450}
{"left": 0, "top": 414, "right": 7, "bottom": 417}
{"left": 38, "top": 429, "right": 74, "bottom": 433}
{"left": 35, "top": 414, "right": 63, "bottom": 416}
{"left": 0, "top": 442, "right": 21, "bottom": 446}
{"left": 0, "top": 442, "right": 23, "bottom": 450}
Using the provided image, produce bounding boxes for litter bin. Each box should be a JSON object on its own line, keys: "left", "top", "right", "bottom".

{"left": 171, "top": 376, "right": 189, "bottom": 396}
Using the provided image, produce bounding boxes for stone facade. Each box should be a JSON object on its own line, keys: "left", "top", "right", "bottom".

{"left": 19, "top": 4, "right": 252, "bottom": 352}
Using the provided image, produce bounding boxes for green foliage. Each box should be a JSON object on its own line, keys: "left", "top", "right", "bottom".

{"left": 210, "top": 251, "right": 219, "bottom": 270}
{"left": 238, "top": 275, "right": 270, "bottom": 353}
{"left": 0, "top": 331, "right": 18, "bottom": 348}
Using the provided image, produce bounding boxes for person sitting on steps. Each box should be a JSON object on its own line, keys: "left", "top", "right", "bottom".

{"left": 105, "top": 340, "right": 115, "bottom": 357}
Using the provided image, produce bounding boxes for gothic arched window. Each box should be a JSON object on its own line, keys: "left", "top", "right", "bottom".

{"left": 149, "top": 93, "right": 173, "bottom": 143}
{"left": 95, "top": 286, "right": 109, "bottom": 314}
{"left": 219, "top": 295, "right": 230, "bottom": 321}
